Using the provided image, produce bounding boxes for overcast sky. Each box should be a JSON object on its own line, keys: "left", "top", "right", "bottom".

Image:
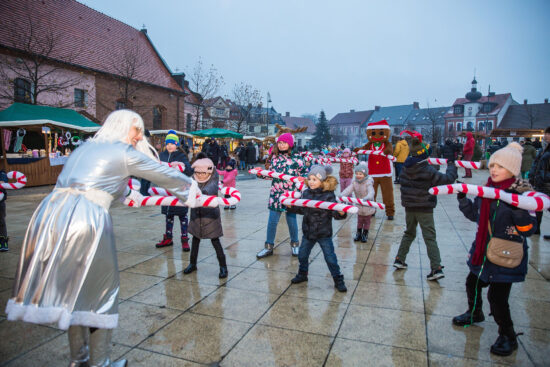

{"left": 81, "top": 0, "right": 550, "bottom": 119}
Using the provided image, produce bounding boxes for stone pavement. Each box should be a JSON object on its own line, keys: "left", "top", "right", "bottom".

{"left": 1, "top": 167, "right": 549, "bottom": 366}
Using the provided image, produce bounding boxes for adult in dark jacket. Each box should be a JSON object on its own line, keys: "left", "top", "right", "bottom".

{"left": 205, "top": 139, "right": 220, "bottom": 168}
{"left": 440, "top": 139, "right": 460, "bottom": 162}
{"left": 520, "top": 139, "right": 537, "bottom": 179}
{"left": 184, "top": 155, "right": 227, "bottom": 278}
{"left": 237, "top": 142, "right": 247, "bottom": 170}
{"left": 394, "top": 138, "right": 457, "bottom": 280}
{"left": 155, "top": 132, "right": 194, "bottom": 251}
{"left": 454, "top": 142, "right": 536, "bottom": 357}
{"left": 529, "top": 127, "right": 550, "bottom": 236}
{"left": 286, "top": 165, "right": 348, "bottom": 292}
{"left": 245, "top": 141, "right": 256, "bottom": 168}
{"left": 462, "top": 132, "right": 475, "bottom": 178}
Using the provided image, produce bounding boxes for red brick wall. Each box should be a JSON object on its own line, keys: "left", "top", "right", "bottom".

{"left": 95, "top": 74, "right": 186, "bottom": 131}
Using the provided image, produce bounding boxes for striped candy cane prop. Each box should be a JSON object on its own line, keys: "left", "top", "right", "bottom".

{"left": 429, "top": 183, "right": 550, "bottom": 211}
{"left": 279, "top": 191, "right": 358, "bottom": 214}
{"left": 330, "top": 157, "right": 359, "bottom": 164}
{"left": 427, "top": 158, "right": 481, "bottom": 170}
{"left": 337, "top": 196, "right": 386, "bottom": 210}
{"left": 160, "top": 161, "right": 186, "bottom": 173}
{"left": 146, "top": 183, "right": 224, "bottom": 197}
{"left": 355, "top": 150, "right": 397, "bottom": 162}
{"left": 249, "top": 167, "right": 305, "bottom": 191}
{"left": 125, "top": 186, "right": 241, "bottom": 208}
{"left": 0, "top": 171, "right": 27, "bottom": 189}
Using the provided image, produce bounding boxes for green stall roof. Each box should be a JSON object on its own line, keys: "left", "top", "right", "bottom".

{"left": 189, "top": 128, "right": 243, "bottom": 139}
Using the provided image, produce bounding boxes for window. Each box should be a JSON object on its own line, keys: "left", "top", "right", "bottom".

{"left": 487, "top": 121, "right": 493, "bottom": 130}
{"left": 116, "top": 100, "right": 126, "bottom": 110}
{"left": 456, "top": 122, "right": 462, "bottom": 131}
{"left": 14, "top": 78, "right": 32, "bottom": 103}
{"left": 478, "top": 122, "right": 485, "bottom": 131}
{"left": 153, "top": 106, "right": 164, "bottom": 129}
{"left": 216, "top": 108, "right": 225, "bottom": 116}
{"left": 249, "top": 125, "right": 254, "bottom": 132}
{"left": 483, "top": 103, "right": 493, "bottom": 113}
{"left": 394, "top": 127, "right": 399, "bottom": 134}
{"left": 74, "top": 88, "right": 87, "bottom": 108}
{"left": 466, "top": 121, "right": 473, "bottom": 130}
{"left": 454, "top": 105, "right": 464, "bottom": 114}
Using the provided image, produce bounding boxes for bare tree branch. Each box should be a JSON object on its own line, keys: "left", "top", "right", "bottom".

{"left": 230, "top": 82, "right": 261, "bottom": 134}
{"left": 187, "top": 57, "right": 224, "bottom": 131}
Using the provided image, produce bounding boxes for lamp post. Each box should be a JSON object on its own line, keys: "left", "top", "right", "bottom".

{"left": 265, "top": 92, "right": 271, "bottom": 137}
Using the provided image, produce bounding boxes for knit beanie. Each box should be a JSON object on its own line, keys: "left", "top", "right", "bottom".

{"left": 308, "top": 165, "right": 333, "bottom": 181}
{"left": 410, "top": 138, "right": 429, "bottom": 158}
{"left": 192, "top": 157, "right": 214, "bottom": 183}
{"left": 342, "top": 148, "right": 351, "bottom": 156}
{"left": 165, "top": 130, "right": 179, "bottom": 146}
{"left": 354, "top": 162, "right": 368, "bottom": 175}
{"left": 277, "top": 133, "right": 294, "bottom": 148}
{"left": 489, "top": 142, "right": 523, "bottom": 177}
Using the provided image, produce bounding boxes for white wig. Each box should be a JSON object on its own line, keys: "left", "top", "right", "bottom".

{"left": 92, "top": 109, "right": 158, "bottom": 160}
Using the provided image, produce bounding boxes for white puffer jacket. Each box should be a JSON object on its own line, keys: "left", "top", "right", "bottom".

{"left": 340, "top": 177, "right": 376, "bottom": 216}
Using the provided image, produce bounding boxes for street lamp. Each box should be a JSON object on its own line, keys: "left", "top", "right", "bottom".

{"left": 266, "top": 92, "right": 271, "bottom": 136}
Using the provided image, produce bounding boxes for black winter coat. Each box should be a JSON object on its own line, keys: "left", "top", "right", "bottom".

{"left": 237, "top": 146, "right": 247, "bottom": 161}
{"left": 159, "top": 150, "right": 193, "bottom": 216}
{"left": 440, "top": 140, "right": 460, "bottom": 161}
{"left": 529, "top": 145, "right": 550, "bottom": 195}
{"left": 286, "top": 188, "right": 346, "bottom": 240}
{"left": 188, "top": 171, "right": 223, "bottom": 239}
{"left": 458, "top": 181, "right": 537, "bottom": 283}
{"left": 399, "top": 157, "right": 457, "bottom": 212}
{"left": 245, "top": 144, "right": 256, "bottom": 164}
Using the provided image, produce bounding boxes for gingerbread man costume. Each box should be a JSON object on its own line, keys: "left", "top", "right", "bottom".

{"left": 354, "top": 120, "right": 395, "bottom": 219}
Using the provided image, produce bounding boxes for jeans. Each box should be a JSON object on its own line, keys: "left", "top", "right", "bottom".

{"left": 396, "top": 210, "right": 441, "bottom": 270}
{"left": 394, "top": 162, "right": 403, "bottom": 181}
{"left": 266, "top": 209, "right": 299, "bottom": 245}
{"left": 298, "top": 237, "right": 341, "bottom": 277}
{"left": 239, "top": 160, "right": 246, "bottom": 170}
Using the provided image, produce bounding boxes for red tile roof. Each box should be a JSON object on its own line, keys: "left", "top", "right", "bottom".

{"left": 0, "top": 0, "right": 182, "bottom": 91}
{"left": 444, "top": 93, "right": 512, "bottom": 118}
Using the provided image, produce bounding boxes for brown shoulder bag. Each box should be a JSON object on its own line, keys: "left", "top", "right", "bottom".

{"left": 487, "top": 221, "right": 524, "bottom": 268}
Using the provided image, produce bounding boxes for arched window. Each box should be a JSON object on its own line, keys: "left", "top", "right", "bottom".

{"left": 466, "top": 121, "right": 473, "bottom": 130}
{"left": 478, "top": 122, "right": 485, "bottom": 131}
{"left": 153, "top": 106, "right": 165, "bottom": 130}
{"left": 14, "top": 78, "right": 32, "bottom": 103}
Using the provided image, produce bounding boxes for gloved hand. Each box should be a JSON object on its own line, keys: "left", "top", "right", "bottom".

{"left": 185, "top": 180, "right": 201, "bottom": 208}
{"left": 457, "top": 192, "right": 466, "bottom": 200}
{"left": 122, "top": 187, "right": 143, "bottom": 207}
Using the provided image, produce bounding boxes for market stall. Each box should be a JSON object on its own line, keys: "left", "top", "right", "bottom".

{"left": 149, "top": 129, "right": 194, "bottom": 152}
{"left": 0, "top": 103, "right": 101, "bottom": 186}
{"left": 189, "top": 128, "right": 244, "bottom": 153}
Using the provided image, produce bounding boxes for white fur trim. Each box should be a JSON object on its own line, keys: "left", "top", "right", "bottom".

{"left": 369, "top": 173, "right": 393, "bottom": 177}
{"left": 366, "top": 126, "right": 390, "bottom": 130}
{"left": 54, "top": 187, "right": 113, "bottom": 209}
{"left": 5, "top": 299, "right": 118, "bottom": 330}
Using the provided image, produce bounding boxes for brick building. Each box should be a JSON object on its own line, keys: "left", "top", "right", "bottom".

{"left": 0, "top": 0, "right": 188, "bottom": 130}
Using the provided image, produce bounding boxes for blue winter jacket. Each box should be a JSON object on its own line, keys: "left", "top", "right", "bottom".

{"left": 458, "top": 180, "right": 537, "bottom": 283}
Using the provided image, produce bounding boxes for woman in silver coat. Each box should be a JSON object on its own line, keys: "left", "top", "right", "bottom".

{"left": 5, "top": 110, "right": 199, "bottom": 367}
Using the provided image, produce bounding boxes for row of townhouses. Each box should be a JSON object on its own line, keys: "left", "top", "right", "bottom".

{"left": 329, "top": 78, "right": 550, "bottom": 147}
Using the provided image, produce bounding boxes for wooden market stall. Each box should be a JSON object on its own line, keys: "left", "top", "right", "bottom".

{"left": 0, "top": 103, "right": 101, "bottom": 187}
{"left": 189, "top": 128, "right": 244, "bottom": 154}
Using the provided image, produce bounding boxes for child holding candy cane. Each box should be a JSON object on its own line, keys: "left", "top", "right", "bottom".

{"left": 453, "top": 142, "right": 537, "bottom": 357}
{"left": 217, "top": 158, "right": 238, "bottom": 210}
{"left": 340, "top": 162, "right": 375, "bottom": 243}
{"left": 156, "top": 131, "right": 193, "bottom": 251}
{"left": 286, "top": 165, "right": 348, "bottom": 292}
{"left": 184, "top": 154, "right": 228, "bottom": 278}
{"left": 393, "top": 137, "right": 457, "bottom": 280}
{"left": 339, "top": 148, "right": 354, "bottom": 191}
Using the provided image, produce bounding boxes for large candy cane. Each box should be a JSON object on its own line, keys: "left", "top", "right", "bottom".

{"left": 1, "top": 171, "right": 27, "bottom": 189}
{"left": 337, "top": 196, "right": 385, "bottom": 210}
{"left": 356, "top": 150, "right": 397, "bottom": 162}
{"left": 427, "top": 158, "right": 481, "bottom": 170}
{"left": 126, "top": 186, "right": 241, "bottom": 208}
{"left": 280, "top": 191, "right": 358, "bottom": 214}
{"left": 429, "top": 183, "right": 550, "bottom": 211}
{"left": 330, "top": 157, "right": 358, "bottom": 164}
{"left": 160, "top": 161, "right": 186, "bottom": 173}
{"left": 249, "top": 167, "right": 305, "bottom": 191}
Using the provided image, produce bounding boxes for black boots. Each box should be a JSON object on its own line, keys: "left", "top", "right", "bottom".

{"left": 219, "top": 255, "right": 228, "bottom": 279}
{"left": 354, "top": 229, "right": 368, "bottom": 243}
{"left": 291, "top": 272, "right": 308, "bottom": 284}
{"left": 360, "top": 230, "right": 368, "bottom": 243}
{"left": 452, "top": 310, "right": 485, "bottom": 326}
{"left": 490, "top": 326, "right": 518, "bottom": 356}
{"left": 333, "top": 274, "right": 347, "bottom": 292}
{"left": 183, "top": 263, "right": 197, "bottom": 274}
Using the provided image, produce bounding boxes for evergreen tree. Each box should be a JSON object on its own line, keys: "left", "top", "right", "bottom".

{"left": 310, "top": 110, "right": 331, "bottom": 149}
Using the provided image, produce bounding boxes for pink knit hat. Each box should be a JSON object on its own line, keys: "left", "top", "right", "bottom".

{"left": 277, "top": 133, "right": 294, "bottom": 147}
{"left": 192, "top": 158, "right": 214, "bottom": 183}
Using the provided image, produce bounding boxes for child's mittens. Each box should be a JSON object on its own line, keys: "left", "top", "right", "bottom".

{"left": 457, "top": 192, "right": 467, "bottom": 200}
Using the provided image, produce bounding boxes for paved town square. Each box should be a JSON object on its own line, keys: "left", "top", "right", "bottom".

{"left": 1, "top": 168, "right": 549, "bottom": 366}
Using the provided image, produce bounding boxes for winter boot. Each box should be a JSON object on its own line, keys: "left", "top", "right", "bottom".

{"left": 333, "top": 274, "right": 347, "bottom": 292}
{"left": 68, "top": 326, "right": 89, "bottom": 367}
{"left": 290, "top": 241, "right": 300, "bottom": 257}
{"left": 353, "top": 229, "right": 362, "bottom": 242}
{"left": 181, "top": 236, "right": 190, "bottom": 252}
{"left": 257, "top": 243, "right": 274, "bottom": 258}
{"left": 0, "top": 236, "right": 8, "bottom": 252}
{"left": 218, "top": 256, "right": 228, "bottom": 279}
{"left": 490, "top": 326, "right": 518, "bottom": 356}
{"left": 155, "top": 234, "right": 173, "bottom": 248}
{"left": 183, "top": 263, "right": 197, "bottom": 274}
{"left": 452, "top": 310, "right": 485, "bottom": 326}
{"left": 360, "top": 229, "right": 368, "bottom": 243}
{"left": 291, "top": 271, "right": 308, "bottom": 284}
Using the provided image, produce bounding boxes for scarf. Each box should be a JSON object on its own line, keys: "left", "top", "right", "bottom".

{"left": 471, "top": 177, "right": 516, "bottom": 265}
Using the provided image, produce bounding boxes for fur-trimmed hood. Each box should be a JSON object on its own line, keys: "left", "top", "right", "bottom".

{"left": 509, "top": 178, "right": 534, "bottom": 194}
{"left": 306, "top": 175, "right": 338, "bottom": 192}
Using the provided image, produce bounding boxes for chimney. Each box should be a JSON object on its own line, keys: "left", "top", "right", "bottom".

{"left": 350, "top": 109, "right": 355, "bottom": 113}
{"left": 374, "top": 105, "right": 380, "bottom": 111}
{"left": 488, "top": 92, "right": 495, "bottom": 97}
{"left": 285, "top": 112, "right": 290, "bottom": 117}
{"left": 413, "top": 101, "right": 419, "bottom": 109}
{"left": 171, "top": 73, "right": 186, "bottom": 89}
{"left": 545, "top": 98, "right": 548, "bottom": 104}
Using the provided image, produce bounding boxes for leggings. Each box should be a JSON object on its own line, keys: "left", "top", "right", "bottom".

{"left": 190, "top": 236, "right": 226, "bottom": 266}
{"left": 165, "top": 213, "right": 188, "bottom": 238}
{"left": 466, "top": 272, "right": 513, "bottom": 329}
